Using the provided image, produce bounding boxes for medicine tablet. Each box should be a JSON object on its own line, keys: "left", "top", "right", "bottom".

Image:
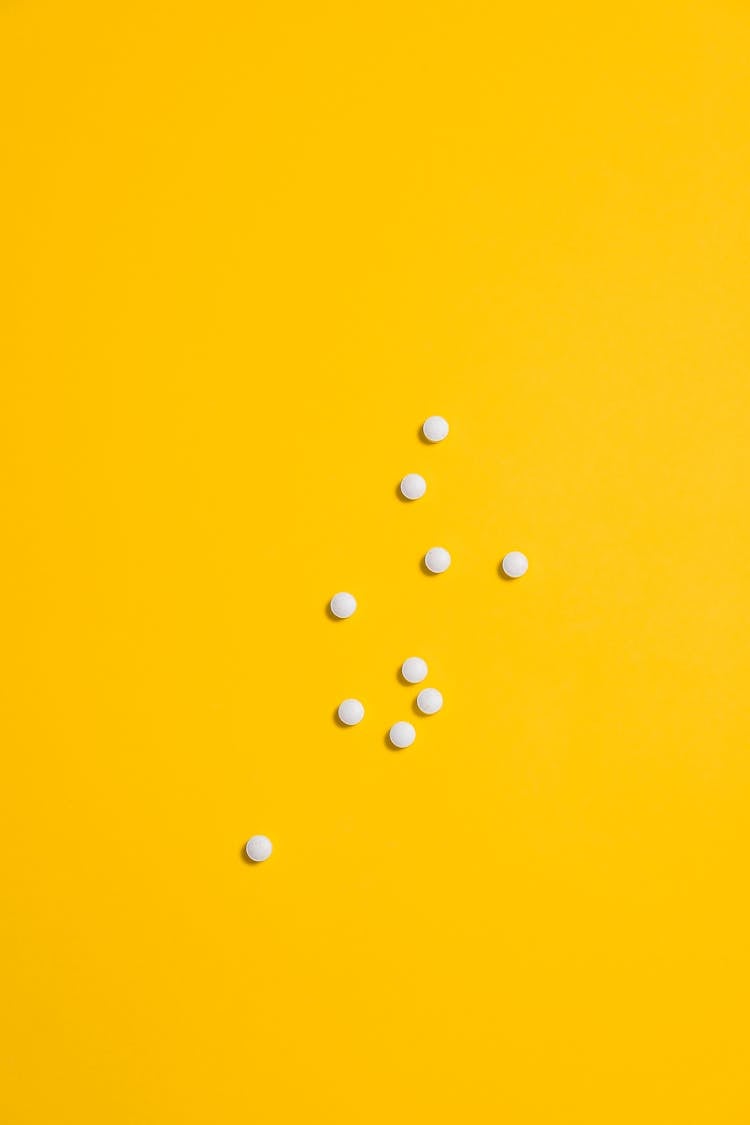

{"left": 424, "top": 546, "right": 451, "bottom": 574}
{"left": 400, "top": 473, "right": 427, "bottom": 500}
{"left": 389, "top": 721, "right": 416, "bottom": 749}
{"left": 416, "top": 687, "right": 443, "bottom": 715}
{"left": 401, "top": 656, "right": 428, "bottom": 684}
{"left": 245, "top": 835, "right": 273, "bottom": 863}
{"left": 330, "top": 591, "right": 357, "bottom": 618}
{"left": 501, "top": 551, "right": 529, "bottom": 579}
{"left": 422, "top": 415, "right": 449, "bottom": 443}
{"left": 338, "top": 698, "right": 365, "bottom": 726}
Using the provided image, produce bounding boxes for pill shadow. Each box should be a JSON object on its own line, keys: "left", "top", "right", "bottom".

{"left": 239, "top": 845, "right": 257, "bottom": 866}
{"left": 332, "top": 708, "right": 348, "bottom": 728}
{"left": 325, "top": 600, "right": 346, "bottom": 620}
{"left": 497, "top": 563, "right": 514, "bottom": 582}
{"left": 419, "top": 557, "right": 438, "bottom": 576}
{"left": 417, "top": 425, "right": 432, "bottom": 445}
{"left": 394, "top": 482, "right": 411, "bottom": 504}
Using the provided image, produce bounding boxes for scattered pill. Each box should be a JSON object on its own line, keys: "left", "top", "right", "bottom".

{"left": 400, "top": 473, "right": 427, "bottom": 500}
{"left": 501, "top": 551, "right": 529, "bottom": 579}
{"left": 416, "top": 687, "right": 443, "bottom": 715}
{"left": 338, "top": 698, "right": 365, "bottom": 726}
{"left": 389, "top": 721, "right": 416, "bottom": 749}
{"left": 422, "top": 415, "right": 449, "bottom": 443}
{"left": 330, "top": 591, "right": 357, "bottom": 618}
{"left": 424, "top": 546, "right": 451, "bottom": 573}
{"left": 245, "top": 835, "right": 273, "bottom": 863}
{"left": 401, "top": 656, "right": 428, "bottom": 684}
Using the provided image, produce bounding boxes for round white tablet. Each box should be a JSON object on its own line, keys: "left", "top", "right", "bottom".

{"left": 330, "top": 591, "right": 357, "bottom": 618}
{"left": 400, "top": 473, "right": 427, "bottom": 500}
{"left": 338, "top": 698, "right": 365, "bottom": 726}
{"left": 389, "top": 721, "right": 416, "bottom": 749}
{"left": 401, "top": 656, "right": 428, "bottom": 684}
{"left": 501, "top": 551, "right": 529, "bottom": 579}
{"left": 416, "top": 687, "right": 443, "bottom": 715}
{"left": 424, "top": 546, "right": 451, "bottom": 574}
{"left": 245, "top": 835, "right": 273, "bottom": 863}
{"left": 423, "top": 415, "right": 449, "bottom": 443}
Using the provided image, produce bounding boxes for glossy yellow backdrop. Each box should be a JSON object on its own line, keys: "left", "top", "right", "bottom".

{"left": 2, "top": 1, "right": 749, "bottom": 1121}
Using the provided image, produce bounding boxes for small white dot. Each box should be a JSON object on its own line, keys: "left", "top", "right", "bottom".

{"left": 401, "top": 656, "right": 428, "bottom": 684}
{"left": 400, "top": 473, "right": 427, "bottom": 500}
{"left": 502, "top": 551, "right": 529, "bottom": 579}
{"left": 389, "top": 721, "right": 416, "bottom": 749}
{"left": 423, "top": 415, "right": 449, "bottom": 443}
{"left": 417, "top": 687, "right": 443, "bottom": 715}
{"left": 338, "top": 698, "right": 365, "bottom": 726}
{"left": 330, "top": 591, "right": 357, "bottom": 618}
{"left": 424, "top": 546, "right": 451, "bottom": 574}
{"left": 245, "top": 835, "right": 273, "bottom": 863}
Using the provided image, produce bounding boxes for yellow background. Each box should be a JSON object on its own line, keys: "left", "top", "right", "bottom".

{"left": 2, "top": 1, "right": 749, "bottom": 1121}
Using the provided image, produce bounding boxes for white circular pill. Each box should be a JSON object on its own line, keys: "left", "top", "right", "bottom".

{"left": 245, "top": 835, "right": 273, "bottom": 863}
{"left": 401, "top": 656, "right": 428, "bottom": 684}
{"left": 330, "top": 591, "right": 357, "bottom": 618}
{"left": 338, "top": 698, "right": 365, "bottom": 726}
{"left": 389, "top": 721, "right": 416, "bottom": 749}
{"left": 417, "top": 687, "right": 443, "bottom": 715}
{"left": 423, "top": 415, "right": 449, "bottom": 442}
{"left": 400, "top": 473, "right": 427, "bottom": 500}
{"left": 501, "top": 551, "right": 529, "bottom": 579}
{"left": 424, "top": 546, "right": 451, "bottom": 573}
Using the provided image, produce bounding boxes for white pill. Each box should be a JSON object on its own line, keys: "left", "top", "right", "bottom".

{"left": 424, "top": 546, "right": 451, "bottom": 573}
{"left": 423, "top": 415, "right": 449, "bottom": 442}
{"left": 389, "top": 721, "right": 416, "bottom": 749}
{"left": 338, "top": 698, "right": 365, "bottom": 726}
{"left": 330, "top": 591, "right": 357, "bottom": 618}
{"left": 400, "top": 473, "right": 427, "bottom": 500}
{"left": 502, "top": 551, "right": 529, "bottom": 579}
{"left": 417, "top": 687, "right": 443, "bottom": 715}
{"left": 245, "top": 835, "right": 273, "bottom": 863}
{"left": 401, "top": 656, "right": 428, "bottom": 684}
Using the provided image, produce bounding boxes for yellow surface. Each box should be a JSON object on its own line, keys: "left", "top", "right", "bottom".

{"left": 2, "top": 2, "right": 750, "bottom": 1121}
